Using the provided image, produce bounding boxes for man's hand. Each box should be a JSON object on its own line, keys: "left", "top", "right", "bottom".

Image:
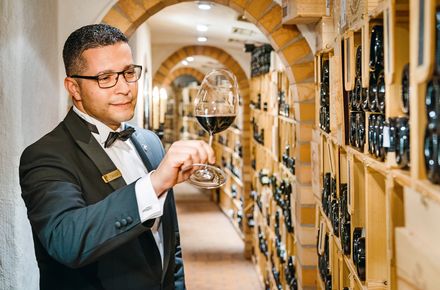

{"left": 150, "top": 140, "right": 215, "bottom": 196}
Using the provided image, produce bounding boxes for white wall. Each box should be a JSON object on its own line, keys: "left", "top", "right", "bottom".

{"left": 0, "top": 1, "right": 122, "bottom": 289}
{"left": 128, "top": 22, "right": 153, "bottom": 128}
{"left": 0, "top": 0, "right": 59, "bottom": 289}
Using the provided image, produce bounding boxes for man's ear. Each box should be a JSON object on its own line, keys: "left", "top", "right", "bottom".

{"left": 64, "top": 77, "right": 82, "bottom": 102}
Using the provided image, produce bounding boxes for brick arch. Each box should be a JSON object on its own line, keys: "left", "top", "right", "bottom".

{"left": 101, "top": 0, "right": 315, "bottom": 113}
{"left": 152, "top": 45, "right": 247, "bottom": 88}
{"left": 101, "top": 0, "right": 316, "bottom": 276}
{"left": 163, "top": 67, "right": 204, "bottom": 87}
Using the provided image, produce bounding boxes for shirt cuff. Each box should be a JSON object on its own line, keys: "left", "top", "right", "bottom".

{"left": 135, "top": 171, "right": 168, "bottom": 223}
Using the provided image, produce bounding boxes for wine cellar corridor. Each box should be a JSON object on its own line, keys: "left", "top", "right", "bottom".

{"left": 2, "top": 0, "right": 440, "bottom": 290}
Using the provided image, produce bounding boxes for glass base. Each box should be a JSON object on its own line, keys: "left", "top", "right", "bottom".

{"left": 187, "top": 163, "right": 227, "bottom": 189}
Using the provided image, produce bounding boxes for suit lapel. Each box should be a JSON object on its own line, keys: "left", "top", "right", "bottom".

{"left": 129, "top": 129, "right": 173, "bottom": 280}
{"left": 128, "top": 129, "right": 154, "bottom": 172}
{"left": 63, "top": 109, "right": 126, "bottom": 191}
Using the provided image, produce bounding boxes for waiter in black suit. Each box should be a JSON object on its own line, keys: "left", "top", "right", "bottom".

{"left": 19, "top": 24, "right": 214, "bottom": 290}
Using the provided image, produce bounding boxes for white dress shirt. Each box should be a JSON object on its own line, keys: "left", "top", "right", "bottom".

{"left": 73, "top": 106, "right": 167, "bottom": 266}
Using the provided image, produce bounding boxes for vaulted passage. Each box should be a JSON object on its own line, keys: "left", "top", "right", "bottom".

{"left": 4, "top": 1, "right": 436, "bottom": 290}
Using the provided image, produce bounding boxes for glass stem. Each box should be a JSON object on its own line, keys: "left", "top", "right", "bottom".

{"left": 208, "top": 133, "right": 214, "bottom": 147}
{"left": 203, "top": 133, "right": 214, "bottom": 172}
{"left": 204, "top": 133, "right": 214, "bottom": 170}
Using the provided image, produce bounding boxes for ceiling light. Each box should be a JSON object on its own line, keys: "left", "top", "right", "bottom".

{"left": 198, "top": 2, "right": 211, "bottom": 10}
{"left": 182, "top": 60, "right": 189, "bottom": 65}
{"left": 186, "top": 56, "right": 194, "bottom": 62}
{"left": 197, "top": 36, "right": 207, "bottom": 42}
{"left": 196, "top": 24, "right": 208, "bottom": 32}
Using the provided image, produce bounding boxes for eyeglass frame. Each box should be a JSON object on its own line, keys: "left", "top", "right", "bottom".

{"left": 68, "top": 65, "right": 143, "bottom": 89}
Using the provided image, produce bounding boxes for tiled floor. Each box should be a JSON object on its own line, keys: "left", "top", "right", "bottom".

{"left": 174, "top": 183, "right": 263, "bottom": 290}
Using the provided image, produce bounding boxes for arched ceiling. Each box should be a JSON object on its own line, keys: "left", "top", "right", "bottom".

{"left": 102, "top": 0, "right": 315, "bottom": 121}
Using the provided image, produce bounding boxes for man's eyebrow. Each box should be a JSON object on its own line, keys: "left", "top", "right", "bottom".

{"left": 96, "top": 64, "right": 135, "bottom": 75}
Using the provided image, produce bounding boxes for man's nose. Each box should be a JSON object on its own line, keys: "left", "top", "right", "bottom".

{"left": 115, "top": 73, "right": 131, "bottom": 93}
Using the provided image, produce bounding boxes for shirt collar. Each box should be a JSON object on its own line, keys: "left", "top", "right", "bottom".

{"left": 72, "top": 106, "right": 125, "bottom": 146}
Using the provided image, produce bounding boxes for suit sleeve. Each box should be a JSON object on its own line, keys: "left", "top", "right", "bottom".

{"left": 19, "top": 145, "right": 155, "bottom": 269}
{"left": 146, "top": 131, "right": 186, "bottom": 289}
{"left": 170, "top": 191, "right": 186, "bottom": 290}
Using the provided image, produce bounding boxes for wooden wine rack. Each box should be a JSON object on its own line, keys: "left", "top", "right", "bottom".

{"left": 177, "top": 85, "right": 203, "bottom": 141}
{"left": 313, "top": 0, "right": 440, "bottom": 289}
{"left": 249, "top": 67, "right": 317, "bottom": 290}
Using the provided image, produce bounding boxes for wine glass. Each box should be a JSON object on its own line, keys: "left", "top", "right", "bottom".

{"left": 187, "top": 69, "right": 239, "bottom": 188}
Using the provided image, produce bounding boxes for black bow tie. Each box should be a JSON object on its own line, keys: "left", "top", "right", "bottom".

{"left": 104, "top": 127, "right": 136, "bottom": 148}
{"left": 77, "top": 116, "right": 135, "bottom": 148}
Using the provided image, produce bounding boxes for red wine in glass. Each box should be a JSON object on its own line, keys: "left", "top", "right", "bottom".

{"left": 187, "top": 69, "right": 239, "bottom": 188}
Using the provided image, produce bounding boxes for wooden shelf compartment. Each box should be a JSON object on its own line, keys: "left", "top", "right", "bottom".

{"left": 390, "top": 168, "right": 412, "bottom": 188}
{"left": 410, "top": 0, "right": 437, "bottom": 85}
{"left": 339, "top": 255, "right": 354, "bottom": 289}
{"left": 224, "top": 167, "right": 244, "bottom": 188}
{"left": 316, "top": 16, "right": 337, "bottom": 53}
{"left": 225, "top": 175, "right": 244, "bottom": 201}
{"left": 328, "top": 38, "right": 346, "bottom": 142}
{"left": 387, "top": 177, "right": 406, "bottom": 290}
{"left": 343, "top": 255, "right": 367, "bottom": 289}
{"left": 348, "top": 0, "right": 385, "bottom": 33}
{"left": 227, "top": 126, "right": 242, "bottom": 136}
{"left": 252, "top": 139, "right": 278, "bottom": 165}
{"left": 383, "top": 1, "right": 409, "bottom": 115}
{"left": 328, "top": 46, "right": 344, "bottom": 138}
{"left": 348, "top": 154, "right": 366, "bottom": 255}
{"left": 214, "top": 142, "right": 243, "bottom": 165}
{"left": 315, "top": 54, "right": 322, "bottom": 130}
{"left": 403, "top": 186, "right": 440, "bottom": 254}
{"left": 340, "top": 147, "right": 349, "bottom": 195}
{"left": 409, "top": 0, "right": 440, "bottom": 188}
{"left": 362, "top": 15, "right": 385, "bottom": 89}
{"left": 218, "top": 189, "right": 233, "bottom": 217}
{"left": 365, "top": 167, "right": 388, "bottom": 287}
{"left": 330, "top": 237, "right": 343, "bottom": 290}
{"left": 316, "top": 209, "right": 339, "bottom": 290}
{"left": 312, "top": 129, "right": 322, "bottom": 200}
{"left": 278, "top": 115, "right": 297, "bottom": 125}
{"left": 261, "top": 72, "right": 276, "bottom": 112}
{"left": 384, "top": 1, "right": 411, "bottom": 170}
{"left": 344, "top": 28, "right": 363, "bottom": 93}
{"left": 395, "top": 227, "right": 440, "bottom": 290}
{"left": 226, "top": 129, "right": 240, "bottom": 151}
{"left": 278, "top": 116, "right": 295, "bottom": 165}
{"left": 316, "top": 51, "right": 332, "bottom": 135}
{"left": 282, "top": 0, "right": 327, "bottom": 25}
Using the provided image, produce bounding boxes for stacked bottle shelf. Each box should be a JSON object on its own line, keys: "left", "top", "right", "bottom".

{"left": 250, "top": 68, "right": 316, "bottom": 289}
{"left": 313, "top": 0, "right": 440, "bottom": 289}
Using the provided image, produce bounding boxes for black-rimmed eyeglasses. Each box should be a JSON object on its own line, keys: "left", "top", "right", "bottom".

{"left": 69, "top": 65, "right": 143, "bottom": 89}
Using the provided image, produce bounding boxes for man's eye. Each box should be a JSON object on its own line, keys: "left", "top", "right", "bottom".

{"left": 125, "top": 70, "right": 136, "bottom": 77}
{"left": 98, "top": 74, "right": 113, "bottom": 82}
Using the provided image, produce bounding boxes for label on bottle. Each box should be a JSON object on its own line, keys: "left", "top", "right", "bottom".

{"left": 383, "top": 126, "right": 390, "bottom": 148}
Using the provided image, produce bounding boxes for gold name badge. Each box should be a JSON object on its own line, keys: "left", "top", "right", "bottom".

{"left": 102, "top": 169, "right": 122, "bottom": 183}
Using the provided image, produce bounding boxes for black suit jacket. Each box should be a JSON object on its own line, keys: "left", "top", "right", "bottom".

{"left": 19, "top": 109, "right": 185, "bottom": 290}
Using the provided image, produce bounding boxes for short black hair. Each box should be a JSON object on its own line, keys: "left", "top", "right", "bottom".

{"left": 63, "top": 24, "right": 128, "bottom": 76}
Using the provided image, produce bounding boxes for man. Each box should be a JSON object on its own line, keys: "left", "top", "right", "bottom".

{"left": 19, "top": 24, "right": 214, "bottom": 290}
